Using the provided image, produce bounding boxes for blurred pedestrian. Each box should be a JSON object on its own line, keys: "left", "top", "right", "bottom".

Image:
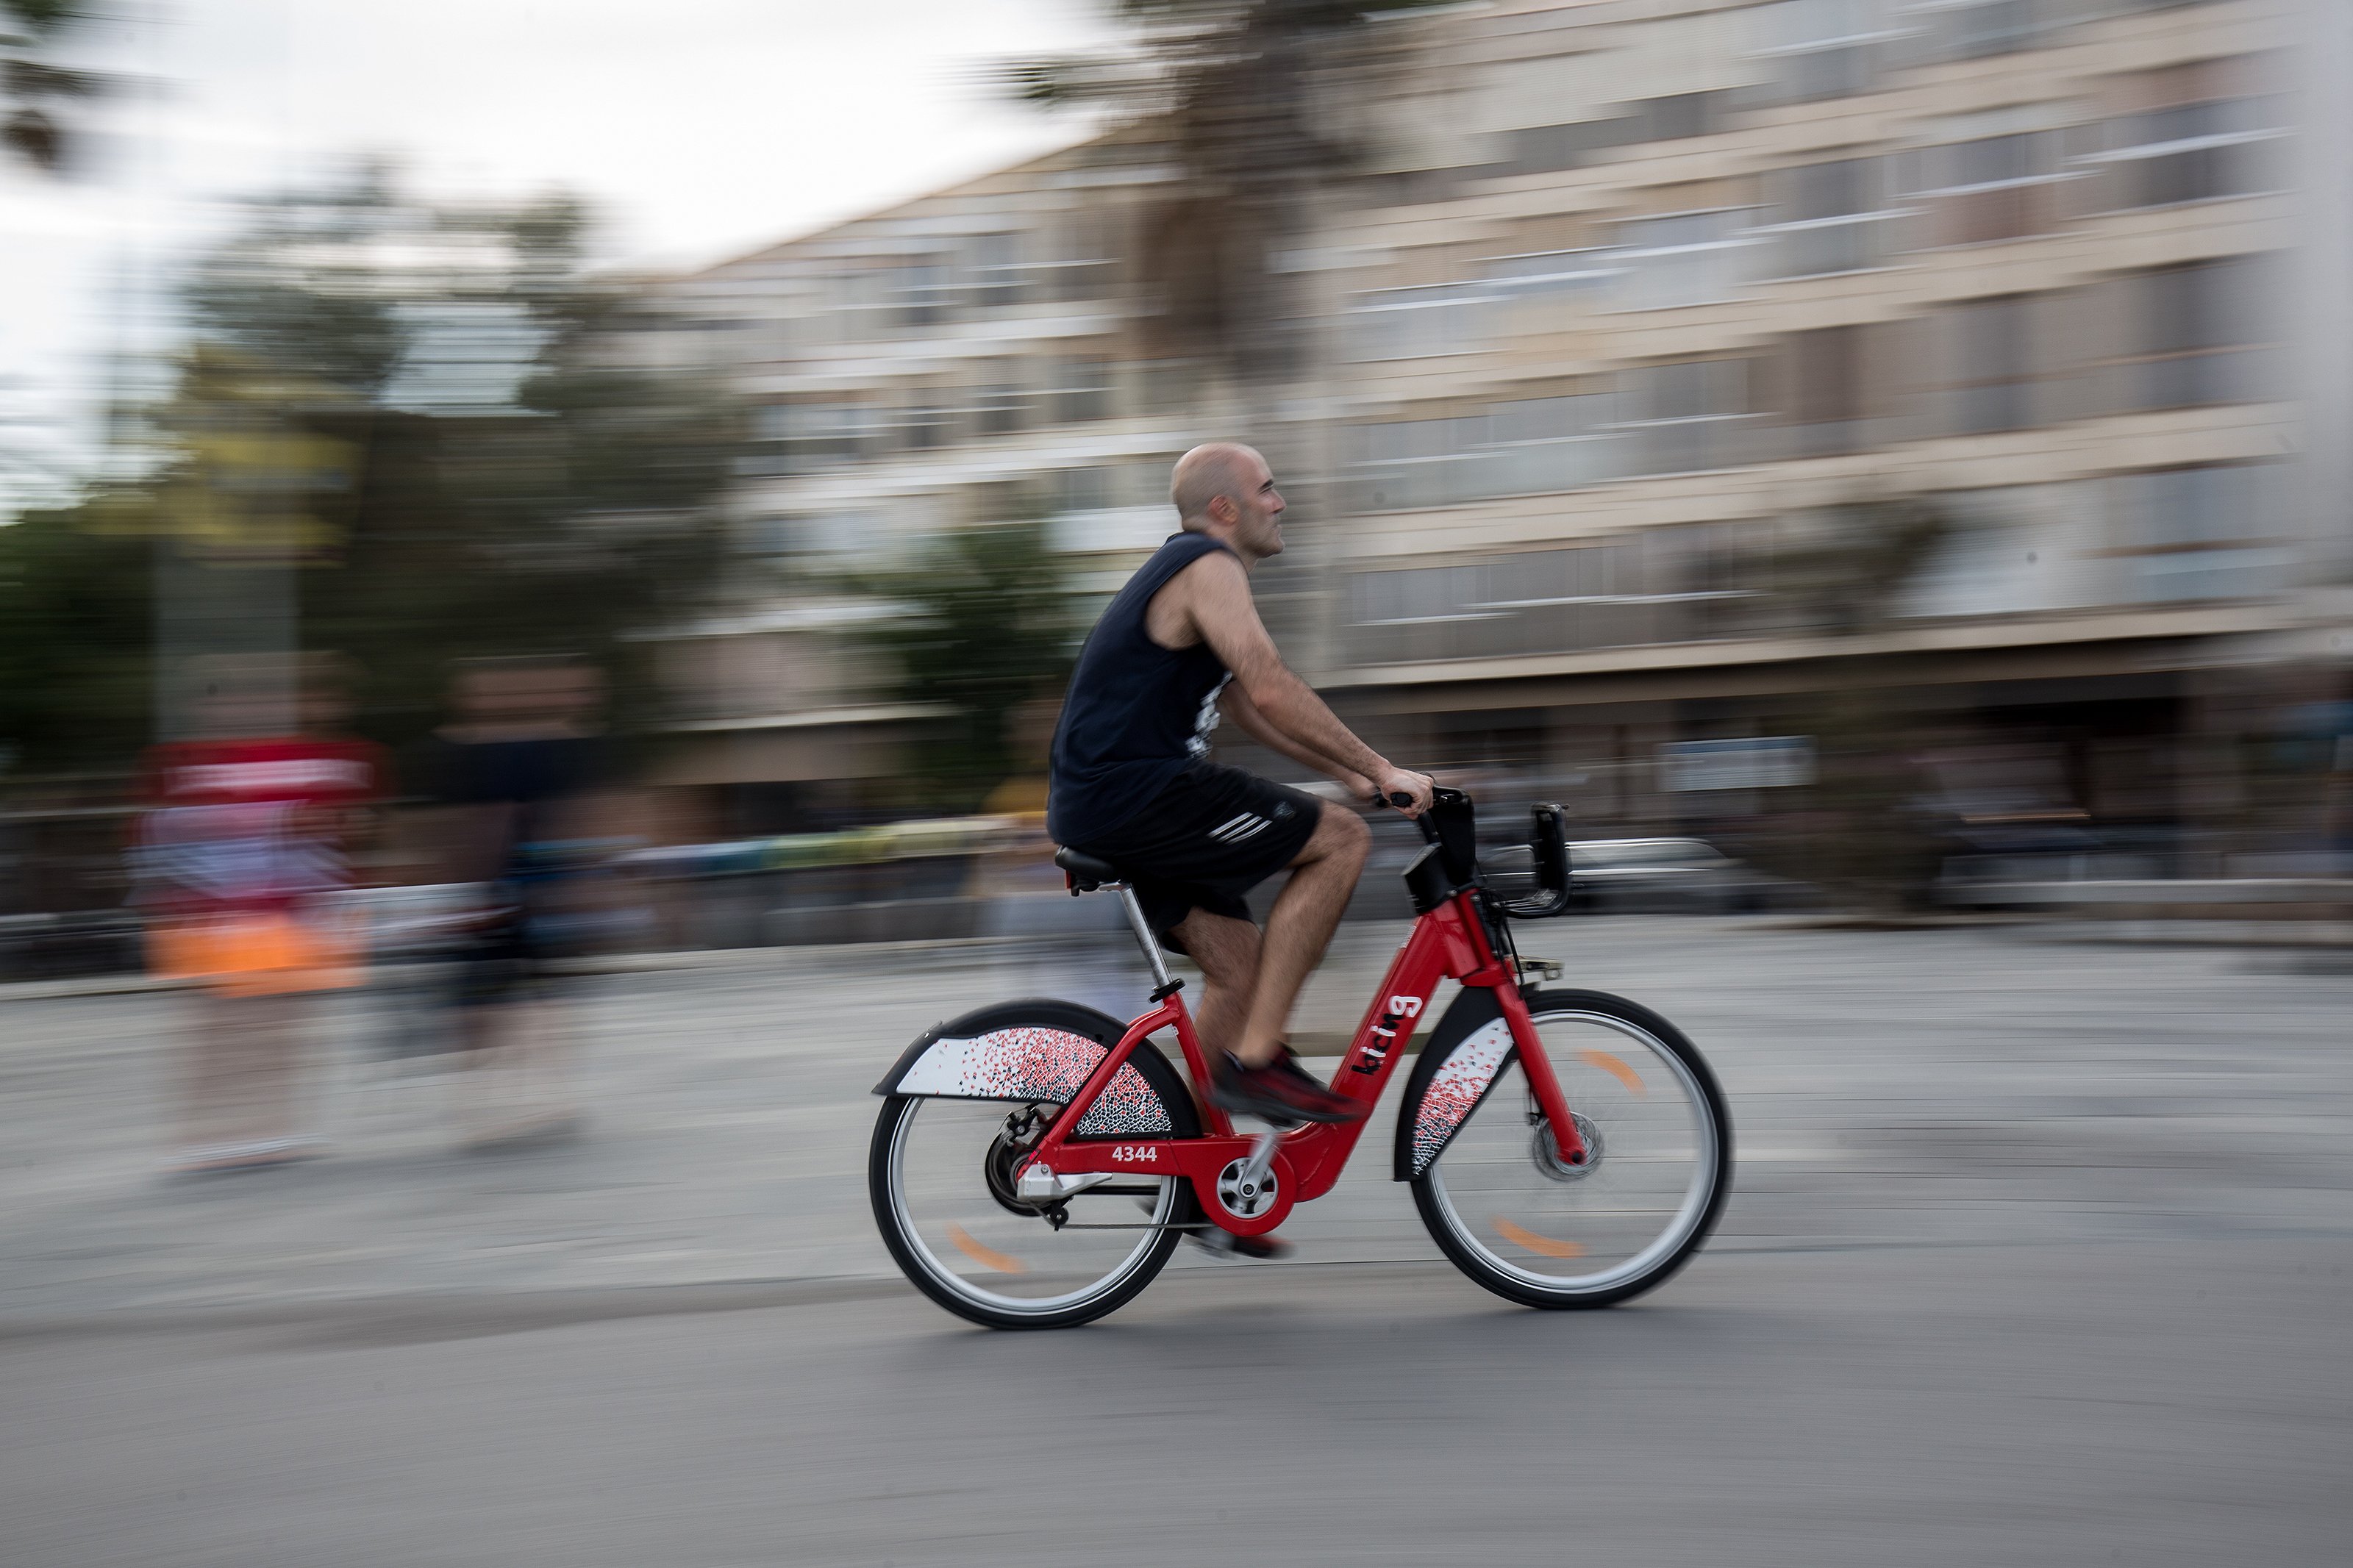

{"left": 136, "top": 655, "right": 385, "bottom": 1174}
{"left": 410, "top": 656, "right": 616, "bottom": 1147}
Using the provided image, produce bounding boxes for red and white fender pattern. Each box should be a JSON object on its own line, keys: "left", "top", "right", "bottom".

{"left": 1408, "top": 1018, "right": 1515, "bottom": 1176}
{"left": 893, "top": 1026, "right": 1174, "bottom": 1136}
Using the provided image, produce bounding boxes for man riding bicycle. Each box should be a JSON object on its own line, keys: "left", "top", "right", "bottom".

{"left": 1048, "top": 443, "right": 1435, "bottom": 1130}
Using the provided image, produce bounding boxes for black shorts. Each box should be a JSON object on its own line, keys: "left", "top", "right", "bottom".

{"left": 1071, "top": 761, "right": 1324, "bottom": 945}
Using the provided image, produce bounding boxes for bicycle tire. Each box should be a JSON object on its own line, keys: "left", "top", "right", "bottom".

{"left": 869, "top": 1000, "right": 1200, "bottom": 1331}
{"left": 1410, "top": 988, "right": 1731, "bottom": 1310}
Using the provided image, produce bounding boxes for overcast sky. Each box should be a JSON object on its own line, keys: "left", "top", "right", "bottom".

{"left": 0, "top": 0, "right": 1113, "bottom": 509}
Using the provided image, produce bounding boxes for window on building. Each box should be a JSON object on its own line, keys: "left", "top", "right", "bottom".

{"left": 1910, "top": 127, "right": 2068, "bottom": 245}
{"left": 1632, "top": 90, "right": 1735, "bottom": 143}
{"left": 968, "top": 233, "right": 1028, "bottom": 311}
{"left": 973, "top": 374, "right": 1029, "bottom": 437}
{"left": 1668, "top": 521, "right": 1774, "bottom": 640}
{"left": 892, "top": 257, "right": 954, "bottom": 329}
{"left": 1342, "top": 538, "right": 1688, "bottom": 665}
{"left": 2074, "top": 58, "right": 2286, "bottom": 212}
{"left": 1345, "top": 282, "right": 1494, "bottom": 361}
{"left": 1758, "top": 156, "right": 1900, "bottom": 277}
{"left": 1612, "top": 210, "right": 1757, "bottom": 311}
{"left": 1046, "top": 357, "right": 1113, "bottom": 423}
{"left": 765, "top": 401, "right": 887, "bottom": 470}
{"left": 1132, "top": 359, "right": 1197, "bottom": 416}
{"left": 2092, "top": 254, "right": 2284, "bottom": 413}
{"left": 1614, "top": 358, "right": 1760, "bottom": 473}
{"left": 1785, "top": 324, "right": 1877, "bottom": 455}
{"left": 1748, "top": 0, "right": 1903, "bottom": 106}
{"left": 1051, "top": 214, "right": 1118, "bottom": 303}
{"left": 1902, "top": 0, "right": 2065, "bottom": 62}
{"left": 1056, "top": 466, "right": 1113, "bottom": 515}
{"left": 827, "top": 266, "right": 896, "bottom": 342}
{"left": 892, "top": 397, "right": 955, "bottom": 453}
{"left": 1502, "top": 118, "right": 1632, "bottom": 177}
{"left": 1487, "top": 394, "right": 1620, "bottom": 494}
{"left": 2113, "top": 463, "right": 2291, "bottom": 602}
{"left": 1345, "top": 562, "right": 1496, "bottom": 665}
{"left": 1938, "top": 294, "right": 2045, "bottom": 434}
{"left": 1485, "top": 249, "right": 1617, "bottom": 315}
{"left": 1352, "top": 415, "right": 1489, "bottom": 511}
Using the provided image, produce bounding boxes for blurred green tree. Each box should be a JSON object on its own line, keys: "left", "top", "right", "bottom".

{"left": 864, "top": 519, "right": 1075, "bottom": 813}
{"left": 1, "top": 0, "right": 111, "bottom": 173}
{"left": 0, "top": 171, "right": 738, "bottom": 777}
{"left": 0, "top": 497, "right": 152, "bottom": 773}
{"left": 1728, "top": 497, "right": 1955, "bottom": 917}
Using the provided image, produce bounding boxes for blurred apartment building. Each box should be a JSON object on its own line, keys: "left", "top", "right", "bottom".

{"left": 635, "top": 132, "right": 1206, "bottom": 831}
{"left": 646, "top": 0, "right": 2348, "bottom": 854}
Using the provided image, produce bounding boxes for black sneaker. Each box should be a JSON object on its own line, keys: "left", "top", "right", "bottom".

{"left": 1189, "top": 1228, "right": 1293, "bottom": 1261}
{"left": 1208, "top": 1048, "right": 1369, "bottom": 1125}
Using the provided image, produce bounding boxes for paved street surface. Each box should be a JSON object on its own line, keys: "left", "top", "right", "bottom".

{"left": 3, "top": 919, "right": 2351, "bottom": 1563}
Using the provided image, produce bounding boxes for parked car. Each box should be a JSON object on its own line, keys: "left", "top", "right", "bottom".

{"left": 1566, "top": 837, "right": 1785, "bottom": 914}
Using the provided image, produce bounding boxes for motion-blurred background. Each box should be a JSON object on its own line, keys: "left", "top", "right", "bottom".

{"left": 7, "top": 0, "right": 2348, "bottom": 984}
{"left": 7, "top": 10, "right": 2353, "bottom": 1556}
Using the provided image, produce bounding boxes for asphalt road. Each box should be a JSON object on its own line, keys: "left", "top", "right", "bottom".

{"left": 7, "top": 1238, "right": 2349, "bottom": 1567}
{"left": 4, "top": 917, "right": 2352, "bottom": 1564}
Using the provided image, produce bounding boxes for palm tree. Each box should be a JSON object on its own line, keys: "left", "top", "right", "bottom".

{"left": 3, "top": 1, "right": 111, "bottom": 173}
{"left": 1008, "top": 0, "right": 1442, "bottom": 390}
{"left": 1007, "top": 2, "right": 1446, "bottom": 660}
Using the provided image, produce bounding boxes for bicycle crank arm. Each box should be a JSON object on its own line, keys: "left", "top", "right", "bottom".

{"left": 1014, "top": 1166, "right": 1114, "bottom": 1202}
{"left": 1235, "top": 1125, "right": 1282, "bottom": 1196}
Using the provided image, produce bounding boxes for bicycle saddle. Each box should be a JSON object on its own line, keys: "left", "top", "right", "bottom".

{"left": 1053, "top": 846, "right": 1123, "bottom": 892}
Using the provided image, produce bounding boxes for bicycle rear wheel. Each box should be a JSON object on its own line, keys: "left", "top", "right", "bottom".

{"left": 870, "top": 1019, "right": 1199, "bottom": 1330}
{"left": 1411, "top": 989, "right": 1729, "bottom": 1309}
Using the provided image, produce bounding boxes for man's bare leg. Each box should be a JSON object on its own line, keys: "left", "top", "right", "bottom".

{"left": 1234, "top": 802, "right": 1371, "bottom": 1068}
{"left": 1170, "top": 909, "right": 1260, "bottom": 1060}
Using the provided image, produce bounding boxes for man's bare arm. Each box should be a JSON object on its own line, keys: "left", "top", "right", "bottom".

{"left": 1178, "top": 553, "right": 1433, "bottom": 812}
{"left": 1219, "top": 682, "right": 1371, "bottom": 796}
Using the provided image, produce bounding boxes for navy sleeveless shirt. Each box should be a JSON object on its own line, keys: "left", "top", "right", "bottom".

{"left": 1047, "top": 532, "right": 1235, "bottom": 846}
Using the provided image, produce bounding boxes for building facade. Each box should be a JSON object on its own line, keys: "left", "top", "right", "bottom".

{"left": 651, "top": 0, "right": 2348, "bottom": 863}
{"left": 1312, "top": 0, "right": 2340, "bottom": 854}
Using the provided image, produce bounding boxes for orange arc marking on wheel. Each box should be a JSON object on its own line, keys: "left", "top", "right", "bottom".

{"left": 1577, "top": 1048, "right": 1646, "bottom": 1095}
{"left": 1493, "top": 1217, "right": 1585, "bottom": 1259}
{"left": 946, "top": 1224, "right": 1026, "bottom": 1275}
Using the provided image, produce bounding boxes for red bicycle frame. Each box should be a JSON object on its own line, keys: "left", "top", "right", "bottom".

{"left": 1015, "top": 887, "right": 1585, "bottom": 1239}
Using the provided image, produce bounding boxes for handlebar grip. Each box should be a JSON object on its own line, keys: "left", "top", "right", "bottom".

{"left": 1385, "top": 792, "right": 1415, "bottom": 809}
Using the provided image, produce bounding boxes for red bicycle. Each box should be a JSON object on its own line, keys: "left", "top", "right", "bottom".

{"left": 868, "top": 787, "right": 1731, "bottom": 1328}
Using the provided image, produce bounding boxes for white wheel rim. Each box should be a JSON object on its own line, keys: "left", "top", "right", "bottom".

{"left": 1425, "top": 1009, "right": 1720, "bottom": 1295}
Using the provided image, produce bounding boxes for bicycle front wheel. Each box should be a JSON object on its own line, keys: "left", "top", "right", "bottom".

{"left": 1412, "top": 989, "right": 1730, "bottom": 1309}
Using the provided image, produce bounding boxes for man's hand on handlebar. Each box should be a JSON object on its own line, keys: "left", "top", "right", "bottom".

{"left": 1375, "top": 766, "right": 1435, "bottom": 817}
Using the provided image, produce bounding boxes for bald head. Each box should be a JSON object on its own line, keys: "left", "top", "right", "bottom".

{"left": 1171, "top": 443, "right": 1268, "bottom": 529}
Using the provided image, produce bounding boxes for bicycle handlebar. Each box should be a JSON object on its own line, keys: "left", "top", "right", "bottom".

{"left": 1386, "top": 789, "right": 1443, "bottom": 844}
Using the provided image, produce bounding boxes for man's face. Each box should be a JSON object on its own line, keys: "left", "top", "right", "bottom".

{"left": 1223, "top": 455, "right": 1285, "bottom": 560}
